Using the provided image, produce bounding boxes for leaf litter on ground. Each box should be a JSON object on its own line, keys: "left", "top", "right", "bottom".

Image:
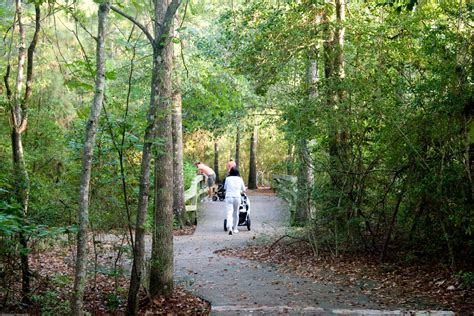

{"left": 2, "top": 228, "right": 210, "bottom": 315}
{"left": 215, "top": 239, "right": 474, "bottom": 314}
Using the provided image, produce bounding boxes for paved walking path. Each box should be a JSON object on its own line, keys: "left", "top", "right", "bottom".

{"left": 173, "top": 193, "right": 453, "bottom": 315}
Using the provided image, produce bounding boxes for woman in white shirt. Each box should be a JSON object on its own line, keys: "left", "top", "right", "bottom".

{"left": 224, "top": 167, "right": 246, "bottom": 235}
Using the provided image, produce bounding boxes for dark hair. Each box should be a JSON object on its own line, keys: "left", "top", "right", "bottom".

{"left": 229, "top": 167, "right": 240, "bottom": 177}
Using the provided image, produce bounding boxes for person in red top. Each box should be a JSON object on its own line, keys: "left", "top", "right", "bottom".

{"left": 226, "top": 158, "right": 236, "bottom": 174}
{"left": 195, "top": 162, "right": 216, "bottom": 199}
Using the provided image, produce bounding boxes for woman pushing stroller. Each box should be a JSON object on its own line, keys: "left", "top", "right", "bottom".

{"left": 224, "top": 167, "right": 245, "bottom": 235}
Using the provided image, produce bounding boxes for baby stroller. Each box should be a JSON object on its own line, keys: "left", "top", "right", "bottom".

{"left": 212, "top": 183, "right": 226, "bottom": 201}
{"left": 224, "top": 193, "right": 251, "bottom": 231}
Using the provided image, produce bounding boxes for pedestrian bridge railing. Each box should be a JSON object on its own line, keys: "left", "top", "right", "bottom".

{"left": 184, "top": 175, "right": 207, "bottom": 224}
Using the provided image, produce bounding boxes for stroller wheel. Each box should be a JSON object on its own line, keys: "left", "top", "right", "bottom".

{"left": 224, "top": 219, "right": 227, "bottom": 231}
{"left": 212, "top": 195, "right": 218, "bottom": 201}
{"left": 246, "top": 218, "right": 251, "bottom": 231}
{"left": 219, "top": 196, "right": 225, "bottom": 201}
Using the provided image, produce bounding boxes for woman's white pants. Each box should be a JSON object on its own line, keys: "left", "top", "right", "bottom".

{"left": 225, "top": 197, "right": 240, "bottom": 230}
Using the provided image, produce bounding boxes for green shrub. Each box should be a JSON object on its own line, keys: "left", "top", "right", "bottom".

{"left": 183, "top": 159, "right": 196, "bottom": 191}
{"left": 459, "top": 271, "right": 474, "bottom": 289}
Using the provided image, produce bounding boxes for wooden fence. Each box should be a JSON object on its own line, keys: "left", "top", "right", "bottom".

{"left": 183, "top": 175, "right": 208, "bottom": 224}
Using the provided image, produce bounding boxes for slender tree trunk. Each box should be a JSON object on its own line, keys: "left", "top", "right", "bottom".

{"left": 21, "top": 6, "right": 40, "bottom": 299}
{"left": 71, "top": 3, "right": 109, "bottom": 315}
{"left": 323, "top": 6, "right": 337, "bottom": 189}
{"left": 149, "top": 0, "right": 175, "bottom": 298}
{"left": 334, "top": 0, "right": 351, "bottom": 218}
{"left": 287, "top": 142, "right": 294, "bottom": 176}
{"left": 126, "top": 62, "right": 162, "bottom": 314}
{"left": 7, "top": 1, "right": 40, "bottom": 302}
{"left": 326, "top": 0, "right": 347, "bottom": 203}
{"left": 214, "top": 141, "right": 220, "bottom": 182}
{"left": 380, "top": 187, "right": 406, "bottom": 262}
{"left": 12, "top": 0, "right": 28, "bottom": 299}
{"left": 462, "top": 34, "right": 473, "bottom": 202}
{"left": 334, "top": 0, "right": 345, "bottom": 97}
{"left": 248, "top": 126, "right": 258, "bottom": 189}
{"left": 294, "top": 58, "right": 318, "bottom": 225}
{"left": 172, "top": 79, "right": 187, "bottom": 228}
{"left": 126, "top": 57, "right": 159, "bottom": 315}
{"left": 122, "top": 0, "right": 182, "bottom": 313}
{"left": 322, "top": 8, "right": 334, "bottom": 86}
{"left": 323, "top": 2, "right": 348, "bottom": 251}
{"left": 235, "top": 126, "right": 240, "bottom": 168}
{"left": 306, "top": 58, "right": 319, "bottom": 98}
{"left": 295, "top": 139, "right": 313, "bottom": 225}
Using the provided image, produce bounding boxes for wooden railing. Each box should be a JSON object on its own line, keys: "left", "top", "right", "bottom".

{"left": 183, "top": 175, "right": 207, "bottom": 224}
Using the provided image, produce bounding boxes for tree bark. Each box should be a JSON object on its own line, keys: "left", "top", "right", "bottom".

{"left": 11, "top": 0, "right": 27, "bottom": 217}
{"left": 123, "top": 0, "right": 182, "bottom": 313}
{"left": 149, "top": 0, "right": 175, "bottom": 299}
{"left": 235, "top": 126, "right": 241, "bottom": 169}
{"left": 8, "top": 0, "right": 40, "bottom": 302}
{"left": 334, "top": 0, "right": 345, "bottom": 94}
{"left": 294, "top": 58, "right": 318, "bottom": 225}
{"left": 172, "top": 79, "right": 187, "bottom": 228}
{"left": 295, "top": 139, "right": 313, "bottom": 225}
{"left": 334, "top": 0, "right": 349, "bottom": 194}
{"left": 287, "top": 142, "right": 294, "bottom": 176}
{"left": 126, "top": 66, "right": 159, "bottom": 315}
{"left": 71, "top": 3, "right": 109, "bottom": 315}
{"left": 325, "top": 0, "right": 348, "bottom": 203}
{"left": 462, "top": 34, "right": 473, "bottom": 202}
{"left": 322, "top": 7, "right": 334, "bottom": 84}
{"left": 248, "top": 126, "right": 258, "bottom": 189}
{"left": 380, "top": 186, "right": 406, "bottom": 262}
{"left": 13, "top": 0, "right": 28, "bottom": 300}
{"left": 214, "top": 141, "right": 220, "bottom": 182}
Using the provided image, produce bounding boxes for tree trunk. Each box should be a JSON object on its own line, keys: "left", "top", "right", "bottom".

{"left": 462, "top": 34, "right": 473, "bottom": 203}
{"left": 149, "top": 0, "right": 175, "bottom": 298}
{"left": 235, "top": 126, "right": 241, "bottom": 169}
{"left": 126, "top": 59, "right": 159, "bottom": 316}
{"left": 248, "top": 126, "right": 258, "bottom": 189}
{"left": 286, "top": 142, "right": 294, "bottom": 176}
{"left": 323, "top": 6, "right": 336, "bottom": 187}
{"left": 294, "top": 58, "right": 318, "bottom": 226}
{"left": 334, "top": 0, "right": 345, "bottom": 96}
{"left": 7, "top": 0, "right": 40, "bottom": 303}
{"left": 71, "top": 3, "right": 109, "bottom": 315}
{"left": 214, "top": 141, "right": 220, "bottom": 182}
{"left": 123, "top": 0, "right": 182, "bottom": 313}
{"left": 322, "top": 8, "right": 333, "bottom": 85}
{"left": 172, "top": 80, "right": 187, "bottom": 228}
{"left": 322, "top": 2, "right": 348, "bottom": 252}
{"left": 334, "top": 0, "right": 350, "bottom": 206}
{"left": 12, "top": 0, "right": 28, "bottom": 300}
{"left": 306, "top": 58, "right": 319, "bottom": 99}
{"left": 325, "top": 0, "right": 348, "bottom": 203}
{"left": 380, "top": 187, "right": 406, "bottom": 262}
{"left": 295, "top": 139, "right": 313, "bottom": 225}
